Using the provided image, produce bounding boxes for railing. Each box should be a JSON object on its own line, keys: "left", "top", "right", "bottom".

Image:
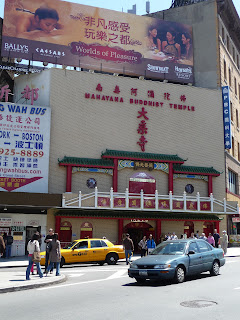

{"left": 62, "top": 187, "right": 239, "bottom": 215}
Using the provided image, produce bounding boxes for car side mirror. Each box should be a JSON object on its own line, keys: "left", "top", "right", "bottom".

{"left": 188, "top": 250, "right": 195, "bottom": 255}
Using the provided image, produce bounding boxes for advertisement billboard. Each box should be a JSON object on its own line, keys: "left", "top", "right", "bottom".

{"left": 1, "top": 0, "right": 194, "bottom": 83}
{"left": 0, "top": 102, "right": 51, "bottom": 193}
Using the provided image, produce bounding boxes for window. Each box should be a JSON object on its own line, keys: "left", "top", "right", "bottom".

{"left": 90, "top": 240, "right": 103, "bottom": 248}
{"left": 238, "top": 142, "right": 240, "bottom": 161}
{"left": 222, "top": 27, "right": 225, "bottom": 41}
{"left": 230, "top": 102, "right": 233, "bottom": 121}
{"left": 232, "top": 137, "right": 235, "bottom": 157}
{"left": 224, "top": 60, "right": 227, "bottom": 80}
{"left": 198, "top": 241, "right": 210, "bottom": 253}
{"left": 227, "top": 35, "right": 230, "bottom": 51}
{"left": 234, "top": 77, "right": 237, "bottom": 95}
{"left": 76, "top": 240, "right": 88, "bottom": 249}
{"left": 229, "top": 68, "right": 232, "bottom": 87}
{"left": 237, "top": 55, "right": 239, "bottom": 69}
{"left": 233, "top": 46, "right": 235, "bottom": 62}
{"left": 188, "top": 242, "right": 199, "bottom": 253}
{"left": 101, "top": 240, "right": 108, "bottom": 247}
{"left": 236, "top": 109, "right": 239, "bottom": 128}
{"left": 228, "top": 169, "right": 237, "bottom": 194}
{"left": 239, "top": 84, "right": 240, "bottom": 100}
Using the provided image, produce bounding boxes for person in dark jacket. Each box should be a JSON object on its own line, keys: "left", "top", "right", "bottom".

{"left": 5, "top": 232, "right": 13, "bottom": 258}
{"left": 46, "top": 233, "right": 61, "bottom": 276}
{"left": 44, "top": 228, "right": 54, "bottom": 273}
{"left": 0, "top": 234, "right": 6, "bottom": 257}
{"left": 123, "top": 233, "right": 134, "bottom": 265}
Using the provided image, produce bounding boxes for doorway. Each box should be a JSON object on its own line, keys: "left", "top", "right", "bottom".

{"left": 203, "top": 221, "right": 214, "bottom": 237}
{"left": 184, "top": 221, "right": 194, "bottom": 238}
{"left": 26, "top": 226, "right": 41, "bottom": 254}
{"left": 124, "top": 222, "right": 155, "bottom": 253}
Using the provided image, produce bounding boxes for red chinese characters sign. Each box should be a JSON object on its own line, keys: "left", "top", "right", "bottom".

{"left": 129, "top": 198, "right": 141, "bottom": 208}
{"left": 200, "top": 202, "right": 211, "bottom": 211}
{"left": 186, "top": 201, "right": 197, "bottom": 210}
{"left": 173, "top": 201, "right": 184, "bottom": 210}
{"left": 144, "top": 199, "right": 155, "bottom": 209}
{"left": 159, "top": 200, "right": 170, "bottom": 209}
{"left": 114, "top": 198, "right": 126, "bottom": 208}
{"left": 98, "top": 197, "right": 110, "bottom": 207}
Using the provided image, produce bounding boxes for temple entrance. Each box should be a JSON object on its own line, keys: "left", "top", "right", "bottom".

{"left": 203, "top": 221, "right": 214, "bottom": 237}
{"left": 124, "top": 221, "right": 155, "bottom": 253}
{"left": 184, "top": 221, "right": 194, "bottom": 238}
{"left": 129, "top": 172, "right": 156, "bottom": 194}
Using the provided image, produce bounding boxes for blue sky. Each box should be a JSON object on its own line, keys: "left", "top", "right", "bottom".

{"left": 0, "top": 0, "right": 239, "bottom": 17}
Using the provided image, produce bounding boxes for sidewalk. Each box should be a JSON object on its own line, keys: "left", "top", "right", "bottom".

{"left": 0, "top": 248, "right": 239, "bottom": 294}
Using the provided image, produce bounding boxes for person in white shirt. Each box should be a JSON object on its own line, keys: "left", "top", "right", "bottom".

{"left": 171, "top": 232, "right": 178, "bottom": 240}
{"left": 26, "top": 233, "right": 43, "bottom": 280}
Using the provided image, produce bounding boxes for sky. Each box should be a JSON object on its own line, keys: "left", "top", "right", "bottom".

{"left": 0, "top": 0, "right": 239, "bottom": 18}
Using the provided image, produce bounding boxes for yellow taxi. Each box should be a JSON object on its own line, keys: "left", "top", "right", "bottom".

{"left": 40, "top": 238, "right": 125, "bottom": 267}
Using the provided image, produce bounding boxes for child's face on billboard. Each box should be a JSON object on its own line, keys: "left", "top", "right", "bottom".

{"left": 37, "top": 17, "right": 58, "bottom": 33}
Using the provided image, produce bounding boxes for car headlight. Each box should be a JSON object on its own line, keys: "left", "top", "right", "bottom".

{"left": 153, "top": 264, "right": 171, "bottom": 269}
{"left": 130, "top": 263, "right": 138, "bottom": 269}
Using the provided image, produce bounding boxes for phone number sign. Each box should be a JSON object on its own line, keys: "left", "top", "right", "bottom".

{"left": 0, "top": 102, "right": 51, "bottom": 192}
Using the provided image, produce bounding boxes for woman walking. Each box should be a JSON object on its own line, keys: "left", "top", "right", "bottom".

{"left": 26, "top": 233, "right": 43, "bottom": 280}
{"left": 138, "top": 236, "right": 147, "bottom": 257}
{"left": 46, "top": 233, "right": 61, "bottom": 276}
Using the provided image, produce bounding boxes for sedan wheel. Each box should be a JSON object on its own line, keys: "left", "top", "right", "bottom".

{"left": 174, "top": 266, "right": 185, "bottom": 283}
{"left": 210, "top": 261, "right": 220, "bottom": 276}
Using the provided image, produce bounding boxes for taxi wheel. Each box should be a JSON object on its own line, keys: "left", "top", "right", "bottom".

{"left": 106, "top": 253, "right": 118, "bottom": 265}
{"left": 60, "top": 257, "right": 65, "bottom": 268}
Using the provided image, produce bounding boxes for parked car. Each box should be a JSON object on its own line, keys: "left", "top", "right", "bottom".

{"left": 128, "top": 239, "right": 225, "bottom": 284}
{"left": 40, "top": 238, "right": 125, "bottom": 267}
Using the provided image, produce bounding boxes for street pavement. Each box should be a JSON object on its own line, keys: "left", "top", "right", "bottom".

{"left": 0, "top": 247, "right": 239, "bottom": 293}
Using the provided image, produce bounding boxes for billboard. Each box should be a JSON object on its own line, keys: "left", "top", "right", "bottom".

{"left": 1, "top": 0, "right": 194, "bottom": 83}
{"left": 0, "top": 102, "right": 51, "bottom": 192}
{"left": 222, "top": 86, "right": 232, "bottom": 149}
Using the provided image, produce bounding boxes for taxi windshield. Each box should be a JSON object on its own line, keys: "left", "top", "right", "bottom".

{"left": 63, "top": 241, "right": 78, "bottom": 249}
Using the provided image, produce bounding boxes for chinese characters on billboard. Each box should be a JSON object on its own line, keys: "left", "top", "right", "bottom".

{"left": 0, "top": 101, "right": 51, "bottom": 192}
{"left": 1, "top": 0, "right": 194, "bottom": 83}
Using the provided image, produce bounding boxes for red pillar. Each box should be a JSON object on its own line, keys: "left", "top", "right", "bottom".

{"left": 168, "top": 162, "right": 173, "bottom": 193}
{"left": 66, "top": 165, "right": 72, "bottom": 192}
{"left": 208, "top": 176, "right": 213, "bottom": 196}
{"left": 55, "top": 216, "right": 61, "bottom": 237}
{"left": 118, "top": 218, "right": 124, "bottom": 244}
{"left": 156, "top": 220, "right": 161, "bottom": 244}
{"left": 113, "top": 159, "right": 118, "bottom": 192}
{"left": 214, "top": 221, "right": 220, "bottom": 233}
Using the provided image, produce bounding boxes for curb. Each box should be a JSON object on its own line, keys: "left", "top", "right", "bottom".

{"left": 0, "top": 274, "right": 67, "bottom": 294}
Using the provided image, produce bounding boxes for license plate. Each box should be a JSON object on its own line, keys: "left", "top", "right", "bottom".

{"left": 139, "top": 271, "right": 148, "bottom": 276}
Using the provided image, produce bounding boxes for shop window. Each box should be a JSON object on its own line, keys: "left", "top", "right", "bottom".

{"left": 228, "top": 169, "right": 237, "bottom": 194}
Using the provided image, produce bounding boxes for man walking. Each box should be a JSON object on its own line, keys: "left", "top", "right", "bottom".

{"left": 147, "top": 234, "right": 156, "bottom": 254}
{"left": 5, "top": 232, "right": 13, "bottom": 258}
{"left": 213, "top": 229, "right": 220, "bottom": 248}
{"left": 123, "top": 233, "right": 134, "bottom": 265}
{"left": 44, "top": 228, "right": 54, "bottom": 273}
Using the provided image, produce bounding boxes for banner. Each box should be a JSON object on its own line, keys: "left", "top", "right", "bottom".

{"left": 0, "top": 102, "right": 51, "bottom": 192}
{"left": 1, "top": 0, "right": 194, "bottom": 83}
{"left": 222, "top": 86, "right": 232, "bottom": 149}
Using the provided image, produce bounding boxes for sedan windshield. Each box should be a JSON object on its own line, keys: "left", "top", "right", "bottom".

{"left": 63, "top": 241, "right": 78, "bottom": 249}
{"left": 151, "top": 242, "right": 186, "bottom": 255}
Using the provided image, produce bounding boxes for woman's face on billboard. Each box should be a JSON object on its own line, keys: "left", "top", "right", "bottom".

{"left": 38, "top": 18, "right": 58, "bottom": 33}
{"left": 166, "top": 32, "right": 174, "bottom": 42}
{"left": 149, "top": 28, "right": 157, "bottom": 38}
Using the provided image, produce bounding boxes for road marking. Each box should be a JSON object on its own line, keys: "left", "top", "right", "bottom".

{"left": 234, "top": 287, "right": 240, "bottom": 290}
{"left": 106, "top": 270, "right": 127, "bottom": 280}
{"left": 60, "top": 268, "right": 127, "bottom": 273}
{"left": 38, "top": 273, "right": 128, "bottom": 291}
{"left": 68, "top": 274, "right": 84, "bottom": 278}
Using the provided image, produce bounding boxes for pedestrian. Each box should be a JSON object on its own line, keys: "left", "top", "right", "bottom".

{"left": 195, "top": 230, "right": 200, "bottom": 239}
{"left": 220, "top": 230, "right": 228, "bottom": 254}
{"left": 147, "top": 234, "right": 156, "bottom": 254}
{"left": 122, "top": 233, "right": 134, "bottom": 265}
{"left": 171, "top": 232, "right": 178, "bottom": 240}
{"left": 189, "top": 232, "right": 196, "bottom": 239}
{"left": 31, "top": 231, "right": 42, "bottom": 275}
{"left": 26, "top": 233, "right": 43, "bottom": 280}
{"left": 44, "top": 228, "right": 54, "bottom": 273}
{"left": 46, "top": 233, "right": 61, "bottom": 276}
{"left": 5, "top": 232, "right": 13, "bottom": 258}
{"left": 0, "top": 234, "right": 6, "bottom": 258}
{"left": 138, "top": 235, "right": 147, "bottom": 257}
{"left": 213, "top": 229, "right": 220, "bottom": 248}
{"left": 2, "top": 232, "right": 7, "bottom": 258}
{"left": 207, "top": 233, "right": 215, "bottom": 246}
{"left": 199, "top": 232, "right": 207, "bottom": 241}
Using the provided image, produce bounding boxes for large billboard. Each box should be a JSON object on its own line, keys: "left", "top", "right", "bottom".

{"left": 0, "top": 102, "right": 51, "bottom": 193}
{"left": 1, "top": 0, "right": 194, "bottom": 83}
